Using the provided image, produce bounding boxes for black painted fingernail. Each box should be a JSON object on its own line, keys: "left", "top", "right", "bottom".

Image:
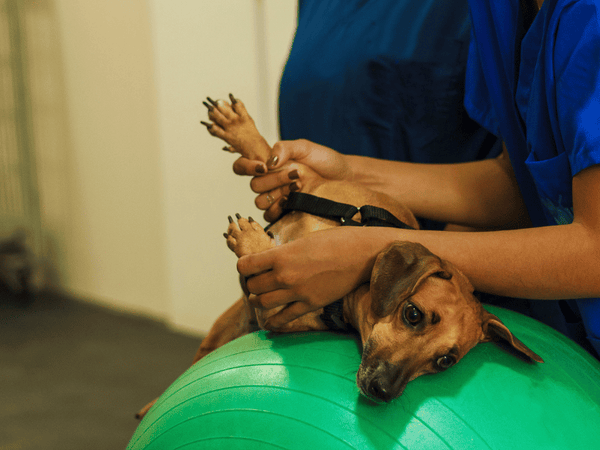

{"left": 235, "top": 213, "right": 242, "bottom": 220}
{"left": 201, "top": 121, "right": 213, "bottom": 129}
{"left": 288, "top": 169, "right": 299, "bottom": 180}
{"left": 267, "top": 155, "right": 279, "bottom": 168}
{"left": 255, "top": 164, "right": 266, "bottom": 174}
{"left": 207, "top": 96, "right": 219, "bottom": 107}
{"left": 228, "top": 216, "right": 233, "bottom": 223}
{"left": 223, "top": 233, "right": 229, "bottom": 238}
{"left": 248, "top": 217, "right": 254, "bottom": 222}
{"left": 229, "top": 93, "right": 237, "bottom": 104}
{"left": 223, "top": 146, "right": 231, "bottom": 152}
{"left": 203, "top": 101, "right": 214, "bottom": 111}
{"left": 290, "top": 181, "right": 300, "bottom": 192}
{"left": 267, "top": 231, "right": 274, "bottom": 239}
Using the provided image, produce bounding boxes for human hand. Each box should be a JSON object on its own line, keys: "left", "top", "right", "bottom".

{"left": 232, "top": 139, "right": 353, "bottom": 222}
{"left": 236, "top": 227, "right": 376, "bottom": 329}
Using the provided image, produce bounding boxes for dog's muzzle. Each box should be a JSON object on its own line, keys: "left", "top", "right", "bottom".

{"left": 357, "top": 360, "right": 408, "bottom": 403}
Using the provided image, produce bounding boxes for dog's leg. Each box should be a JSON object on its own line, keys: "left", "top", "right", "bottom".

{"left": 191, "top": 215, "right": 276, "bottom": 365}
{"left": 137, "top": 215, "right": 272, "bottom": 421}
{"left": 136, "top": 297, "right": 258, "bottom": 420}
{"left": 202, "top": 95, "right": 272, "bottom": 163}
{"left": 191, "top": 296, "right": 258, "bottom": 364}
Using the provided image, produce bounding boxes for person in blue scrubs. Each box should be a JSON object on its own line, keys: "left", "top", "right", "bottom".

{"left": 232, "top": 0, "right": 600, "bottom": 357}
{"left": 462, "top": 0, "right": 600, "bottom": 354}
{"left": 279, "top": 0, "right": 500, "bottom": 165}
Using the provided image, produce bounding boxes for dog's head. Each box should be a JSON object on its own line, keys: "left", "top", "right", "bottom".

{"left": 357, "top": 241, "right": 543, "bottom": 403}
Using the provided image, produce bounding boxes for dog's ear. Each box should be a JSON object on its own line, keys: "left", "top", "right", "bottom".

{"left": 370, "top": 241, "right": 451, "bottom": 317}
{"left": 481, "top": 310, "right": 544, "bottom": 363}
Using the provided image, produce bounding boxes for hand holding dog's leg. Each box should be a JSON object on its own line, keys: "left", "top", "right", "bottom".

{"left": 237, "top": 226, "right": 386, "bottom": 329}
{"left": 235, "top": 139, "right": 353, "bottom": 222}
{"left": 234, "top": 139, "right": 352, "bottom": 181}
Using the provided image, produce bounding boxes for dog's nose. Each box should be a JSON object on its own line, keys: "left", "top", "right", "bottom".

{"left": 366, "top": 377, "right": 394, "bottom": 403}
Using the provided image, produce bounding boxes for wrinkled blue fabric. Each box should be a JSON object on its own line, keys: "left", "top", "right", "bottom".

{"left": 465, "top": 0, "right": 600, "bottom": 356}
{"left": 279, "top": 0, "right": 500, "bottom": 164}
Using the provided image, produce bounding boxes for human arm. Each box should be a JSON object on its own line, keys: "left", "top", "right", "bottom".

{"left": 238, "top": 162, "right": 600, "bottom": 329}
{"left": 344, "top": 144, "right": 530, "bottom": 229}
{"left": 240, "top": 139, "right": 529, "bottom": 229}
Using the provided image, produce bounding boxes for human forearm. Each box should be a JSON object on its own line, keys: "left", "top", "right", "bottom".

{"left": 315, "top": 222, "right": 600, "bottom": 300}
{"left": 346, "top": 147, "right": 529, "bottom": 229}
{"left": 379, "top": 224, "right": 600, "bottom": 300}
{"left": 238, "top": 220, "right": 600, "bottom": 330}
{"left": 330, "top": 163, "right": 600, "bottom": 299}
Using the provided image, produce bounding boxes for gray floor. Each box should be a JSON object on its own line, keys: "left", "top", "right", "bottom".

{"left": 1, "top": 289, "right": 202, "bottom": 450}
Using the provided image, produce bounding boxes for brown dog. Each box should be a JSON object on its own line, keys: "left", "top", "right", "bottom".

{"left": 136, "top": 95, "right": 542, "bottom": 419}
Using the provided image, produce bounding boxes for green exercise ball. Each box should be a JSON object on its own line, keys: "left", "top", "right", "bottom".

{"left": 127, "top": 305, "right": 600, "bottom": 449}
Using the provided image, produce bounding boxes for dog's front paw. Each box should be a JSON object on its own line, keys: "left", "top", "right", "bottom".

{"left": 201, "top": 94, "right": 271, "bottom": 163}
{"left": 224, "top": 214, "right": 275, "bottom": 257}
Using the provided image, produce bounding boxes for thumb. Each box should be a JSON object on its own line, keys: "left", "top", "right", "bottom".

{"left": 236, "top": 250, "right": 274, "bottom": 278}
{"left": 268, "top": 140, "right": 311, "bottom": 170}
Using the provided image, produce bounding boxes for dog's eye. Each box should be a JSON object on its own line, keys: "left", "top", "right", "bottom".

{"left": 404, "top": 303, "right": 423, "bottom": 325}
{"left": 436, "top": 355, "right": 455, "bottom": 370}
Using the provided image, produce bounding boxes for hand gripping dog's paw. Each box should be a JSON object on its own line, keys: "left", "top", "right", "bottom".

{"left": 224, "top": 214, "right": 275, "bottom": 258}
{"left": 201, "top": 94, "right": 272, "bottom": 163}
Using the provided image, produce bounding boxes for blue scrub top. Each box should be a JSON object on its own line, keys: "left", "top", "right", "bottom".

{"left": 279, "top": 0, "right": 500, "bottom": 163}
{"left": 465, "top": 0, "right": 600, "bottom": 355}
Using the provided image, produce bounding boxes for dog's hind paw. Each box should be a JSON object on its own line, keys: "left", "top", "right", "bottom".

{"left": 224, "top": 214, "right": 275, "bottom": 257}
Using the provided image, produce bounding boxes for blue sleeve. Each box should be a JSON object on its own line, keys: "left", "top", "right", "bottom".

{"left": 554, "top": 0, "right": 600, "bottom": 176}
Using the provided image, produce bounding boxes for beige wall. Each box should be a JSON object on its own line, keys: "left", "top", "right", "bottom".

{"left": 31, "top": 0, "right": 296, "bottom": 334}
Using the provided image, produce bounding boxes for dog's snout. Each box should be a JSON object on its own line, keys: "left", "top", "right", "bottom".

{"left": 358, "top": 359, "right": 407, "bottom": 403}
{"left": 366, "top": 377, "right": 394, "bottom": 403}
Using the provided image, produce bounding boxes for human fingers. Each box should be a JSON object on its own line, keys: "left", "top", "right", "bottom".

{"left": 250, "top": 163, "right": 300, "bottom": 193}
{"left": 237, "top": 250, "right": 277, "bottom": 280}
{"left": 263, "top": 198, "right": 286, "bottom": 223}
{"left": 245, "top": 288, "right": 298, "bottom": 312}
{"left": 254, "top": 177, "right": 301, "bottom": 209}
{"left": 265, "top": 140, "right": 314, "bottom": 171}
{"left": 269, "top": 139, "right": 351, "bottom": 182}
{"left": 263, "top": 301, "right": 315, "bottom": 330}
{"left": 232, "top": 156, "right": 268, "bottom": 176}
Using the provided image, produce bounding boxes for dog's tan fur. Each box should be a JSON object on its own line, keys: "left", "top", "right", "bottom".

{"left": 136, "top": 95, "right": 542, "bottom": 419}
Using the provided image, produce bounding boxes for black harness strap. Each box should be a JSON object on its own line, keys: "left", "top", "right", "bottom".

{"left": 282, "top": 192, "right": 359, "bottom": 224}
{"left": 282, "top": 192, "right": 415, "bottom": 229}
{"left": 280, "top": 191, "right": 415, "bottom": 331}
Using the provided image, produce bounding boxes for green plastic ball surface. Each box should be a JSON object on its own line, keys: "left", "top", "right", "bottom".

{"left": 128, "top": 305, "right": 600, "bottom": 449}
